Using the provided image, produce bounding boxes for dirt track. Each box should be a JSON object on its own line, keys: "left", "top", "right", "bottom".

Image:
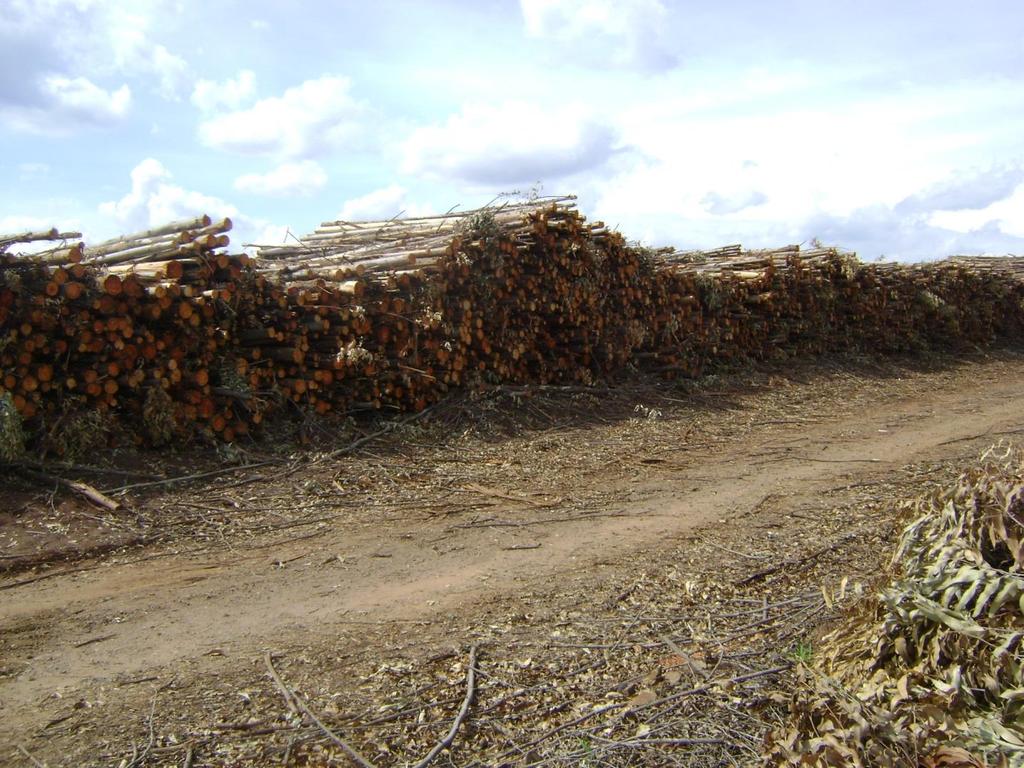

{"left": 3, "top": 350, "right": 1024, "bottom": 766}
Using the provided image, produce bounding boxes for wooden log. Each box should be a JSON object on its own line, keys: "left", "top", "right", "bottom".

{"left": 107, "top": 259, "right": 186, "bottom": 281}
{"left": 14, "top": 242, "right": 84, "bottom": 265}
{"left": 87, "top": 215, "right": 212, "bottom": 253}
{"left": 84, "top": 238, "right": 216, "bottom": 266}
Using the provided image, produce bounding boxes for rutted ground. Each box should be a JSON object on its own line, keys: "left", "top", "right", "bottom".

{"left": 2, "top": 350, "right": 1023, "bottom": 766}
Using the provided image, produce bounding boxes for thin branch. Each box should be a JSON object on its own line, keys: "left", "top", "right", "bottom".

{"left": 264, "top": 651, "right": 298, "bottom": 716}
{"left": 1, "top": 460, "right": 159, "bottom": 479}
{"left": 19, "top": 467, "right": 120, "bottom": 510}
{"left": 264, "top": 652, "right": 375, "bottom": 768}
{"left": 320, "top": 404, "right": 439, "bottom": 461}
{"left": 16, "top": 745, "right": 47, "bottom": 768}
{"left": 596, "top": 736, "right": 728, "bottom": 748}
{"left": 737, "top": 532, "right": 861, "bottom": 586}
{"left": 631, "top": 664, "right": 791, "bottom": 716}
{"left": 695, "top": 535, "right": 767, "bottom": 561}
{"left": 0, "top": 564, "right": 102, "bottom": 591}
{"left": 410, "top": 644, "right": 479, "bottom": 768}
{"left": 123, "top": 695, "right": 157, "bottom": 768}
{"left": 103, "top": 461, "right": 279, "bottom": 494}
{"left": 291, "top": 692, "right": 377, "bottom": 768}
{"left": 495, "top": 702, "right": 626, "bottom": 761}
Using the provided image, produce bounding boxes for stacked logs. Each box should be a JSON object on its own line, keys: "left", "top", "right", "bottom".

{"left": 643, "top": 244, "right": 1024, "bottom": 376}
{"left": 2, "top": 198, "right": 1023, "bottom": 451}
{"left": 241, "top": 198, "right": 657, "bottom": 412}
{"left": 0, "top": 217, "right": 253, "bottom": 444}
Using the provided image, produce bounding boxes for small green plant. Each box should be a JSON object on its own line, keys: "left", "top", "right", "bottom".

{"left": 695, "top": 273, "right": 725, "bottom": 311}
{"left": 462, "top": 208, "right": 500, "bottom": 243}
{"left": 576, "top": 735, "right": 595, "bottom": 764}
{"left": 790, "top": 640, "right": 814, "bottom": 664}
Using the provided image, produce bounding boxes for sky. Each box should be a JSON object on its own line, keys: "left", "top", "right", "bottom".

{"left": 2, "top": 0, "right": 1023, "bottom": 261}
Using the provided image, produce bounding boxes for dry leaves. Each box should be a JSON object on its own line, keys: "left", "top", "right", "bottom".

{"left": 763, "top": 444, "right": 1024, "bottom": 767}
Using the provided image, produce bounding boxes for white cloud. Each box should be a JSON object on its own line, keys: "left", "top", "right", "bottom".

{"left": 812, "top": 162, "right": 1024, "bottom": 258}
{"left": 701, "top": 189, "right": 768, "bottom": 215}
{"left": 895, "top": 164, "right": 1024, "bottom": 214}
{"left": 147, "top": 44, "right": 189, "bottom": 100}
{"left": 191, "top": 69, "right": 257, "bottom": 112}
{"left": 233, "top": 160, "right": 328, "bottom": 197}
{"left": 575, "top": 69, "right": 1024, "bottom": 259}
{"left": 43, "top": 76, "right": 131, "bottom": 120}
{"left": 928, "top": 182, "right": 1024, "bottom": 239}
{"left": 99, "top": 158, "right": 239, "bottom": 233}
{"left": 95, "top": 5, "right": 189, "bottom": 99}
{"left": 1, "top": 75, "right": 131, "bottom": 133}
{"left": 588, "top": 154, "right": 1024, "bottom": 259}
{"left": 801, "top": 205, "right": 1024, "bottom": 261}
{"left": 199, "top": 75, "right": 366, "bottom": 158}
{"left": 250, "top": 223, "right": 291, "bottom": 246}
{"left": 0, "top": 1, "right": 190, "bottom": 109}
{"left": 336, "top": 185, "right": 433, "bottom": 221}
{"left": 520, "top": 0, "right": 678, "bottom": 71}
{"left": 97, "top": 158, "right": 286, "bottom": 249}
{"left": 0, "top": 214, "right": 58, "bottom": 234}
{"left": 402, "top": 101, "right": 619, "bottom": 186}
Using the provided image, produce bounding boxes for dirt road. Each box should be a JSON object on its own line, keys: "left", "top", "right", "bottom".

{"left": 3, "top": 350, "right": 1023, "bottom": 766}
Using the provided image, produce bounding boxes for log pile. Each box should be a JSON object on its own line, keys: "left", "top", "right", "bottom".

{"left": 240, "top": 197, "right": 670, "bottom": 415}
{"left": 644, "top": 244, "right": 1024, "bottom": 375}
{"left": 1, "top": 198, "right": 1023, "bottom": 452}
{"left": 0, "top": 217, "right": 250, "bottom": 446}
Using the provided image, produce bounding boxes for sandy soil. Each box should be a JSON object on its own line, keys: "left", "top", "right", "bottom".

{"left": 2, "top": 349, "right": 1023, "bottom": 767}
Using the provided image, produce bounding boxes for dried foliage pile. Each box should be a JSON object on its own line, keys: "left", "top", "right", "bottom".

{"left": 2, "top": 198, "right": 1024, "bottom": 451}
{"left": 0, "top": 390, "right": 25, "bottom": 461}
{"left": 764, "top": 446, "right": 1024, "bottom": 767}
